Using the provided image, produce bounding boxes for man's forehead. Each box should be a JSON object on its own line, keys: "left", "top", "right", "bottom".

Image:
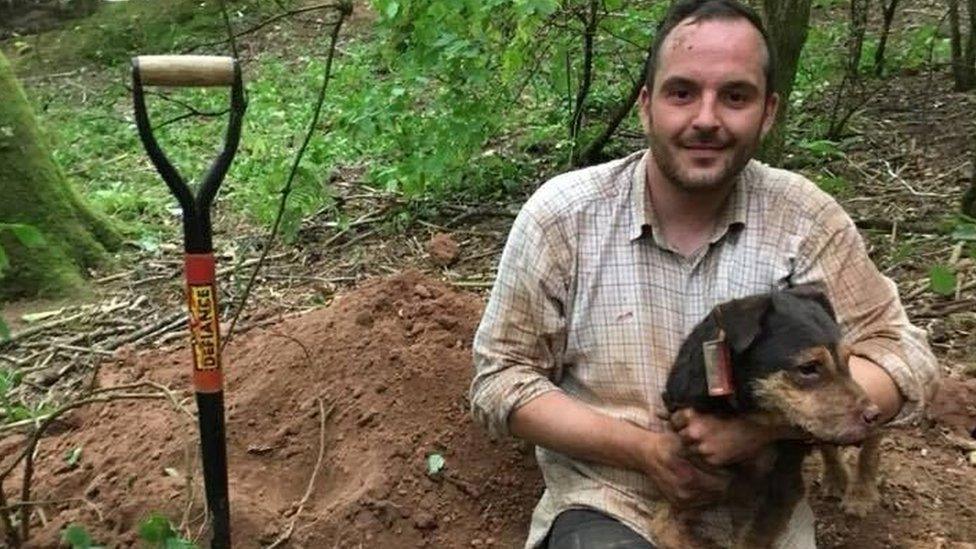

{"left": 656, "top": 17, "right": 768, "bottom": 84}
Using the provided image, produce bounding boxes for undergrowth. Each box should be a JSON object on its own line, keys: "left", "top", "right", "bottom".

{"left": 0, "top": 0, "right": 961, "bottom": 248}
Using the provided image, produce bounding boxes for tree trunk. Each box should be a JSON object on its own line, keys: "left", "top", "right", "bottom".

{"left": 759, "top": 0, "right": 813, "bottom": 165}
{"left": 966, "top": 0, "right": 976, "bottom": 86}
{"left": 949, "top": 0, "right": 975, "bottom": 90}
{"left": 848, "top": 0, "right": 869, "bottom": 79}
{"left": 874, "top": 0, "right": 900, "bottom": 76}
{"left": 0, "top": 51, "right": 119, "bottom": 300}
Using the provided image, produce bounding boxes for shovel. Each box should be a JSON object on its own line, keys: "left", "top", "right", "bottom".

{"left": 131, "top": 55, "right": 246, "bottom": 549}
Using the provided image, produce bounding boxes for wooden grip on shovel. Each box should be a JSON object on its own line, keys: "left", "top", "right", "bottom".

{"left": 133, "top": 55, "right": 236, "bottom": 87}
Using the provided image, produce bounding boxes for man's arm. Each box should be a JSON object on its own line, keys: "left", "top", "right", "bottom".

{"left": 471, "top": 198, "right": 728, "bottom": 504}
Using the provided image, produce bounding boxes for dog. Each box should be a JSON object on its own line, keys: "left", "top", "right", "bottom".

{"left": 651, "top": 286, "right": 883, "bottom": 549}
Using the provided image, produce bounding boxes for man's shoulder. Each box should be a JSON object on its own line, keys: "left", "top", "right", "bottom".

{"left": 746, "top": 160, "right": 846, "bottom": 223}
{"left": 520, "top": 150, "right": 643, "bottom": 225}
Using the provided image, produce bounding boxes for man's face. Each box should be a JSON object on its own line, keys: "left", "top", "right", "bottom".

{"left": 639, "top": 18, "right": 779, "bottom": 192}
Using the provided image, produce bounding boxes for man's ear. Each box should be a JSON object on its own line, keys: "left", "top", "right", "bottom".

{"left": 638, "top": 85, "right": 653, "bottom": 135}
{"left": 718, "top": 294, "right": 772, "bottom": 354}
{"left": 785, "top": 284, "right": 836, "bottom": 320}
{"left": 760, "top": 91, "right": 779, "bottom": 139}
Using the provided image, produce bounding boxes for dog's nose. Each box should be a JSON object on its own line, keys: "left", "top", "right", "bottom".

{"left": 862, "top": 405, "right": 881, "bottom": 425}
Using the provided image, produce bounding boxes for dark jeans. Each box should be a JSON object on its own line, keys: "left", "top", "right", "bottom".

{"left": 546, "top": 508, "right": 656, "bottom": 549}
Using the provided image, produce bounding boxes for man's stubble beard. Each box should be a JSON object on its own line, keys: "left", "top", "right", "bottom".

{"left": 649, "top": 125, "right": 764, "bottom": 193}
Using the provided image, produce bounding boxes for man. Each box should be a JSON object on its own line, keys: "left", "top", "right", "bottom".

{"left": 470, "top": 0, "right": 939, "bottom": 547}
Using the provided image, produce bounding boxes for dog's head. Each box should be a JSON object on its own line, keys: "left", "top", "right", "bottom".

{"left": 664, "top": 286, "right": 881, "bottom": 445}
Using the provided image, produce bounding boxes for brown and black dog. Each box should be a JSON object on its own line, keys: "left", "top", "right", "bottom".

{"left": 652, "top": 286, "right": 882, "bottom": 549}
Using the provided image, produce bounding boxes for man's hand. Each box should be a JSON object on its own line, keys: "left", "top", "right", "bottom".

{"left": 668, "top": 408, "right": 779, "bottom": 467}
{"left": 639, "top": 430, "right": 732, "bottom": 506}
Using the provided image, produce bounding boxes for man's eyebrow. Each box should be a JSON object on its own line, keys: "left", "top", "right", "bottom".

{"left": 659, "top": 76, "right": 698, "bottom": 89}
{"left": 721, "top": 80, "right": 760, "bottom": 91}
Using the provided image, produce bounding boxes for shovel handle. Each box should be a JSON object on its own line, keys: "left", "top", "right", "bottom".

{"left": 133, "top": 55, "right": 236, "bottom": 87}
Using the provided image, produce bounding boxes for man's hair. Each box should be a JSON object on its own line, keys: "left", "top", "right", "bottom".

{"left": 644, "top": 0, "right": 777, "bottom": 96}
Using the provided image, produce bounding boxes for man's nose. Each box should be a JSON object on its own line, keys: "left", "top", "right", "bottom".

{"left": 691, "top": 93, "right": 720, "bottom": 133}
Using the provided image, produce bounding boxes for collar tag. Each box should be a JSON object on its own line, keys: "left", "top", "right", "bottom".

{"left": 703, "top": 329, "right": 734, "bottom": 396}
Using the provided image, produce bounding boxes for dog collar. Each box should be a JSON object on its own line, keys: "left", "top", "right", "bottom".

{"left": 703, "top": 305, "right": 735, "bottom": 397}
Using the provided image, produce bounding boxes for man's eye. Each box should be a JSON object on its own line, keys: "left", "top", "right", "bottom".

{"left": 668, "top": 88, "right": 692, "bottom": 101}
{"left": 725, "top": 91, "right": 747, "bottom": 105}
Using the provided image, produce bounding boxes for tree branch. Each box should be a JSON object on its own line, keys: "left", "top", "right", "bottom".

{"left": 183, "top": 2, "right": 343, "bottom": 53}
{"left": 221, "top": 2, "right": 352, "bottom": 350}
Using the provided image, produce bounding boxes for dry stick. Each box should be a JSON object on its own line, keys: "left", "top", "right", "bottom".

{"left": 183, "top": 3, "right": 342, "bottom": 53}
{"left": 222, "top": 3, "right": 352, "bottom": 352}
{"left": 266, "top": 398, "right": 333, "bottom": 549}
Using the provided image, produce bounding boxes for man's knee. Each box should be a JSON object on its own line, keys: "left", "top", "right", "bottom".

{"left": 546, "top": 508, "right": 656, "bottom": 549}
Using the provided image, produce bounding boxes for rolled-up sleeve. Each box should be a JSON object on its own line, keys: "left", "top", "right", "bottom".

{"left": 470, "top": 204, "right": 570, "bottom": 439}
{"left": 790, "top": 200, "right": 939, "bottom": 425}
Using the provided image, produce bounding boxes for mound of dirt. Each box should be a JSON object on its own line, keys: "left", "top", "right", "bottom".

{"left": 3, "top": 271, "right": 542, "bottom": 547}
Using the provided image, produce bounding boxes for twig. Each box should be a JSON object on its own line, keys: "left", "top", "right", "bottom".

{"left": 883, "top": 160, "right": 953, "bottom": 198}
{"left": 265, "top": 398, "right": 333, "bottom": 549}
{"left": 217, "top": 0, "right": 240, "bottom": 61}
{"left": 102, "top": 311, "right": 184, "bottom": 351}
{"left": 156, "top": 107, "right": 231, "bottom": 130}
{"left": 183, "top": 3, "right": 342, "bottom": 53}
{"left": 222, "top": 3, "right": 352, "bottom": 351}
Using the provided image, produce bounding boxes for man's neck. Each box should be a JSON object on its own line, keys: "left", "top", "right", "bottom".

{"left": 645, "top": 156, "right": 736, "bottom": 257}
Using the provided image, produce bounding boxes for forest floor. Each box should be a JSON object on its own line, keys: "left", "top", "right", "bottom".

{"left": 2, "top": 1, "right": 976, "bottom": 548}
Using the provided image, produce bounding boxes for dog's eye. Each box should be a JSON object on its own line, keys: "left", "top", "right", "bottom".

{"left": 796, "top": 362, "right": 820, "bottom": 377}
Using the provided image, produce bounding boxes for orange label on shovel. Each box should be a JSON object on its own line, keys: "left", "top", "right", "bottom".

{"left": 185, "top": 254, "right": 223, "bottom": 393}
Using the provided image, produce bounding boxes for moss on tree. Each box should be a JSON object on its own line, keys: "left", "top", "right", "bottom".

{"left": 0, "top": 50, "right": 120, "bottom": 300}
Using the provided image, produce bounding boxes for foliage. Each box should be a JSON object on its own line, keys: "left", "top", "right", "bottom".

{"left": 62, "top": 524, "right": 104, "bottom": 549}
{"left": 60, "top": 515, "right": 196, "bottom": 549}
{"left": 1, "top": 0, "right": 962, "bottom": 247}
{"left": 10, "top": 0, "right": 671, "bottom": 242}
{"left": 138, "top": 513, "right": 198, "bottom": 548}
{"left": 0, "top": 366, "right": 52, "bottom": 425}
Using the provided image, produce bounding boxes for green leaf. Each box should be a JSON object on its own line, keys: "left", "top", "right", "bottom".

{"left": 426, "top": 452, "right": 445, "bottom": 476}
{"left": 951, "top": 223, "right": 976, "bottom": 242}
{"left": 0, "top": 318, "right": 9, "bottom": 342}
{"left": 6, "top": 224, "right": 45, "bottom": 247}
{"left": 385, "top": 0, "right": 399, "bottom": 18}
{"left": 0, "top": 244, "right": 8, "bottom": 273}
{"left": 62, "top": 524, "right": 94, "bottom": 549}
{"left": 929, "top": 264, "right": 957, "bottom": 296}
{"left": 66, "top": 446, "right": 83, "bottom": 467}
{"left": 138, "top": 514, "right": 176, "bottom": 543}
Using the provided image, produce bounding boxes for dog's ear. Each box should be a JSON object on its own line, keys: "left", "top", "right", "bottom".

{"left": 785, "top": 284, "right": 836, "bottom": 320}
{"left": 719, "top": 294, "right": 772, "bottom": 354}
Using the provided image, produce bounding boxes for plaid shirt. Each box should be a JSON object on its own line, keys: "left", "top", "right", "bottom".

{"left": 470, "top": 149, "right": 939, "bottom": 548}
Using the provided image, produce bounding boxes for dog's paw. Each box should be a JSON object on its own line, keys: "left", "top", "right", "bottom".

{"left": 842, "top": 484, "right": 880, "bottom": 517}
{"left": 821, "top": 469, "right": 849, "bottom": 498}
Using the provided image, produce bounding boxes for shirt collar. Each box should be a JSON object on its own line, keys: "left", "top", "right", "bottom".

{"left": 629, "top": 151, "right": 751, "bottom": 244}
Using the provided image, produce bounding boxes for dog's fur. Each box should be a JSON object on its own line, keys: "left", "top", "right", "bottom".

{"left": 652, "top": 286, "right": 882, "bottom": 548}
